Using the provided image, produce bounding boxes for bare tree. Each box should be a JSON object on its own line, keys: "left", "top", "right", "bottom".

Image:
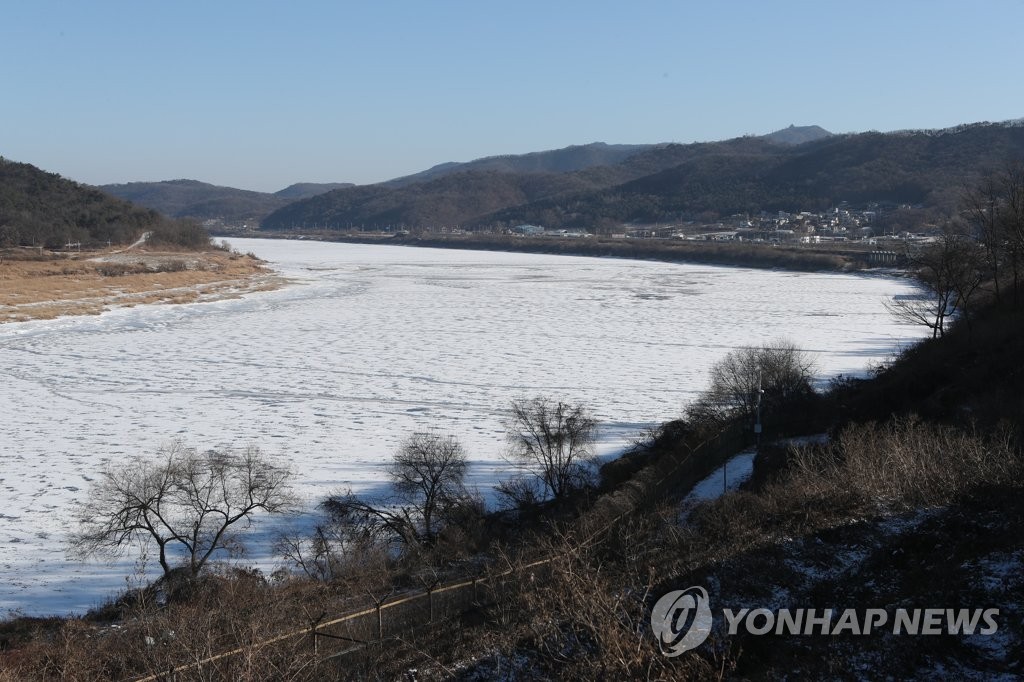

{"left": 887, "top": 227, "right": 986, "bottom": 337}
{"left": 963, "top": 164, "right": 1024, "bottom": 307}
{"left": 1001, "top": 163, "right": 1024, "bottom": 306}
{"left": 688, "top": 340, "right": 815, "bottom": 424}
{"left": 963, "top": 173, "right": 1005, "bottom": 301}
{"left": 319, "top": 432, "right": 472, "bottom": 551}
{"left": 504, "top": 397, "right": 598, "bottom": 501}
{"left": 388, "top": 432, "right": 469, "bottom": 541}
{"left": 69, "top": 441, "right": 295, "bottom": 581}
{"left": 946, "top": 233, "right": 987, "bottom": 332}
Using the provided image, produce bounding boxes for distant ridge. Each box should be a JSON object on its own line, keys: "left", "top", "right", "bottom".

{"left": 762, "top": 124, "right": 833, "bottom": 145}
{"left": 383, "top": 142, "right": 653, "bottom": 188}
{"left": 261, "top": 121, "right": 1024, "bottom": 232}
{"left": 887, "top": 117, "right": 1024, "bottom": 137}
{"left": 102, "top": 179, "right": 351, "bottom": 222}
{"left": 275, "top": 182, "right": 354, "bottom": 200}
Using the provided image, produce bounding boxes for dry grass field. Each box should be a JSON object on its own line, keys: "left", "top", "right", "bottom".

{"left": 0, "top": 247, "right": 281, "bottom": 322}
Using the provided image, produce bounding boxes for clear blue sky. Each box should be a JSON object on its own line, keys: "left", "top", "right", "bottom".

{"left": 2, "top": 1, "right": 1023, "bottom": 192}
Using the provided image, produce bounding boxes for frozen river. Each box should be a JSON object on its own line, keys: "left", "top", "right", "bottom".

{"left": 0, "top": 238, "right": 926, "bottom": 615}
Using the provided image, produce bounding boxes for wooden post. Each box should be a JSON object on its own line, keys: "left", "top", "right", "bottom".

{"left": 377, "top": 603, "right": 383, "bottom": 639}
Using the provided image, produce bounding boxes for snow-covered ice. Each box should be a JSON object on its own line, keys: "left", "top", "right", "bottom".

{"left": 0, "top": 239, "right": 928, "bottom": 615}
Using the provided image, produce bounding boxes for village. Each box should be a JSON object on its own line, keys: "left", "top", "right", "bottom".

{"left": 508, "top": 202, "right": 939, "bottom": 246}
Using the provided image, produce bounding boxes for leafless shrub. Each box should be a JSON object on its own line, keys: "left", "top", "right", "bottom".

{"left": 153, "top": 259, "right": 188, "bottom": 273}
{"left": 474, "top": 525, "right": 734, "bottom": 680}
{"left": 276, "top": 518, "right": 391, "bottom": 585}
{"left": 0, "top": 569, "right": 325, "bottom": 680}
{"left": 494, "top": 473, "right": 544, "bottom": 510}
{"left": 680, "top": 417, "right": 1022, "bottom": 571}
{"left": 789, "top": 416, "right": 1021, "bottom": 507}
{"left": 96, "top": 262, "right": 148, "bottom": 277}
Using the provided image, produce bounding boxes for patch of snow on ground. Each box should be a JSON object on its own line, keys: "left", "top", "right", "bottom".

{"left": 962, "top": 549, "right": 1022, "bottom": 666}
{"left": 680, "top": 449, "right": 756, "bottom": 518}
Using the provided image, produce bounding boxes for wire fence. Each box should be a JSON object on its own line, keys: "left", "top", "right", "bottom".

{"left": 134, "top": 422, "right": 752, "bottom": 681}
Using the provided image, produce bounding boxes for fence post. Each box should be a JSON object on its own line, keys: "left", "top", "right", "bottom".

{"left": 428, "top": 588, "right": 434, "bottom": 623}
{"left": 377, "top": 602, "right": 384, "bottom": 640}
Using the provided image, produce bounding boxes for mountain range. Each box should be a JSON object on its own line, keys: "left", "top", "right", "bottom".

{"left": 261, "top": 121, "right": 1024, "bottom": 231}
{"left": 100, "top": 179, "right": 353, "bottom": 223}
{"left": 97, "top": 127, "right": 834, "bottom": 226}
{"left": 8, "top": 120, "right": 1024, "bottom": 238}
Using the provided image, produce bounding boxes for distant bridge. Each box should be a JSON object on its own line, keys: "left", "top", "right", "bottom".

{"left": 867, "top": 250, "right": 903, "bottom": 266}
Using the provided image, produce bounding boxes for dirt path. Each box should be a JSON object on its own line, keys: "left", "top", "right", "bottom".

{"left": 105, "top": 230, "right": 152, "bottom": 254}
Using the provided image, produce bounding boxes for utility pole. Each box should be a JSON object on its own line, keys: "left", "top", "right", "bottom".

{"left": 755, "top": 370, "right": 764, "bottom": 450}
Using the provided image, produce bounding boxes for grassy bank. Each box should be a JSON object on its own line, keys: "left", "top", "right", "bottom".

{"left": 0, "top": 246, "right": 279, "bottom": 323}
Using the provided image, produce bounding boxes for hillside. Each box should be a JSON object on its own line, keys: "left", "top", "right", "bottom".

{"left": 0, "top": 157, "right": 187, "bottom": 249}
{"left": 260, "top": 137, "right": 778, "bottom": 231}
{"left": 101, "top": 179, "right": 351, "bottom": 223}
{"left": 101, "top": 179, "right": 285, "bottom": 223}
{"left": 486, "top": 122, "right": 1024, "bottom": 228}
{"left": 261, "top": 169, "right": 605, "bottom": 230}
{"left": 260, "top": 122, "right": 1024, "bottom": 232}
{"left": 383, "top": 142, "right": 652, "bottom": 188}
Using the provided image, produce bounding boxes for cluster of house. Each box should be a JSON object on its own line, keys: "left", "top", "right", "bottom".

{"left": 510, "top": 224, "right": 593, "bottom": 238}
{"left": 629, "top": 208, "right": 874, "bottom": 244}
{"left": 614, "top": 205, "right": 936, "bottom": 245}
{"left": 507, "top": 205, "right": 933, "bottom": 244}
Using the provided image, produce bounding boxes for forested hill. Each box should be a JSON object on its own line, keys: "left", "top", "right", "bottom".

{"left": 382, "top": 142, "right": 654, "bottom": 188}
{"left": 489, "top": 124, "right": 1024, "bottom": 229}
{"left": 101, "top": 180, "right": 353, "bottom": 223}
{"left": 0, "top": 157, "right": 199, "bottom": 248}
{"left": 261, "top": 170, "right": 613, "bottom": 230}
{"left": 260, "top": 137, "right": 780, "bottom": 230}
{"left": 261, "top": 122, "right": 1024, "bottom": 232}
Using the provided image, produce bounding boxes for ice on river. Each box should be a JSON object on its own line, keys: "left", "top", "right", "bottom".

{"left": 0, "top": 238, "right": 926, "bottom": 615}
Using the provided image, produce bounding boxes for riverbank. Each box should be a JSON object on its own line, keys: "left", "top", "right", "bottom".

{"left": 0, "top": 246, "right": 281, "bottom": 323}
{"left": 243, "top": 230, "right": 892, "bottom": 273}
